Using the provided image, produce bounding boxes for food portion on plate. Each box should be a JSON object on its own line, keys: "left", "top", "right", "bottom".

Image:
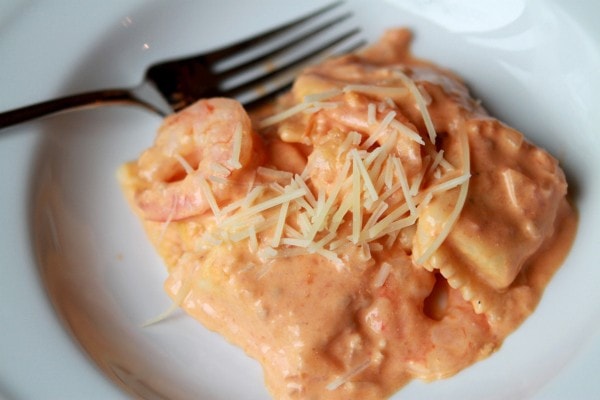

{"left": 118, "top": 29, "right": 577, "bottom": 399}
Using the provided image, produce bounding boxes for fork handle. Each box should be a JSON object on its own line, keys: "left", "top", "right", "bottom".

{"left": 0, "top": 89, "right": 161, "bottom": 130}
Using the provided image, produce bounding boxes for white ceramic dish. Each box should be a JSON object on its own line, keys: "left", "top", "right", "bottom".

{"left": 1, "top": 1, "right": 600, "bottom": 399}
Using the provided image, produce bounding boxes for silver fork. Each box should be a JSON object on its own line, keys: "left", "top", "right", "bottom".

{"left": 0, "top": 1, "right": 364, "bottom": 130}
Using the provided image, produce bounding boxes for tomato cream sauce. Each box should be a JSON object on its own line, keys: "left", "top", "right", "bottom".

{"left": 119, "top": 29, "right": 577, "bottom": 399}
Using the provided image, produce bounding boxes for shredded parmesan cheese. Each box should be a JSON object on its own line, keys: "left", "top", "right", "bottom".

{"left": 157, "top": 201, "right": 177, "bottom": 243}
{"left": 257, "top": 166, "right": 294, "bottom": 182}
{"left": 343, "top": 84, "right": 409, "bottom": 98}
{"left": 141, "top": 301, "right": 181, "bottom": 328}
{"left": 351, "top": 153, "right": 362, "bottom": 243}
{"left": 271, "top": 201, "right": 289, "bottom": 247}
{"left": 259, "top": 100, "right": 341, "bottom": 128}
{"left": 384, "top": 96, "right": 397, "bottom": 109}
{"left": 174, "top": 153, "right": 194, "bottom": 175}
{"left": 197, "top": 176, "right": 221, "bottom": 219}
{"left": 373, "top": 262, "right": 392, "bottom": 288}
{"left": 227, "top": 122, "right": 243, "bottom": 169}
{"left": 209, "top": 161, "right": 231, "bottom": 176}
{"left": 351, "top": 149, "right": 378, "bottom": 201}
{"left": 326, "top": 359, "right": 371, "bottom": 391}
{"left": 389, "top": 119, "right": 425, "bottom": 145}
{"left": 367, "top": 103, "right": 377, "bottom": 126}
{"left": 221, "top": 187, "right": 306, "bottom": 228}
{"left": 338, "top": 131, "right": 363, "bottom": 156}
{"left": 416, "top": 129, "right": 470, "bottom": 265}
{"left": 363, "top": 110, "right": 397, "bottom": 149}
{"left": 303, "top": 88, "right": 342, "bottom": 103}
{"left": 391, "top": 156, "right": 416, "bottom": 215}
{"left": 393, "top": 68, "right": 437, "bottom": 144}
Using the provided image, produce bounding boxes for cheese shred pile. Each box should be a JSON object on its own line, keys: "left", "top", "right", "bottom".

{"left": 191, "top": 74, "right": 471, "bottom": 268}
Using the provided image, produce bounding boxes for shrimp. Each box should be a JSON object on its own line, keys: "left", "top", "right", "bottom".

{"left": 133, "top": 98, "right": 262, "bottom": 222}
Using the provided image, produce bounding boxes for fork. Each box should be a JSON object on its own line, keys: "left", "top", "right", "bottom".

{"left": 0, "top": 1, "right": 364, "bottom": 130}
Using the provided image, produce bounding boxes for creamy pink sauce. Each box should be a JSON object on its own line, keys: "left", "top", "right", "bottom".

{"left": 119, "top": 29, "right": 577, "bottom": 399}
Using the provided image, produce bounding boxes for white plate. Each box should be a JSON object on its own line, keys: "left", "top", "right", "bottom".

{"left": 1, "top": 1, "right": 600, "bottom": 399}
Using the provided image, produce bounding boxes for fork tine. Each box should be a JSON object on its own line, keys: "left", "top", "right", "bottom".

{"left": 241, "top": 36, "right": 367, "bottom": 110}
{"left": 228, "top": 28, "right": 366, "bottom": 107}
{"left": 214, "top": 11, "right": 354, "bottom": 82}
{"left": 203, "top": 1, "right": 345, "bottom": 64}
